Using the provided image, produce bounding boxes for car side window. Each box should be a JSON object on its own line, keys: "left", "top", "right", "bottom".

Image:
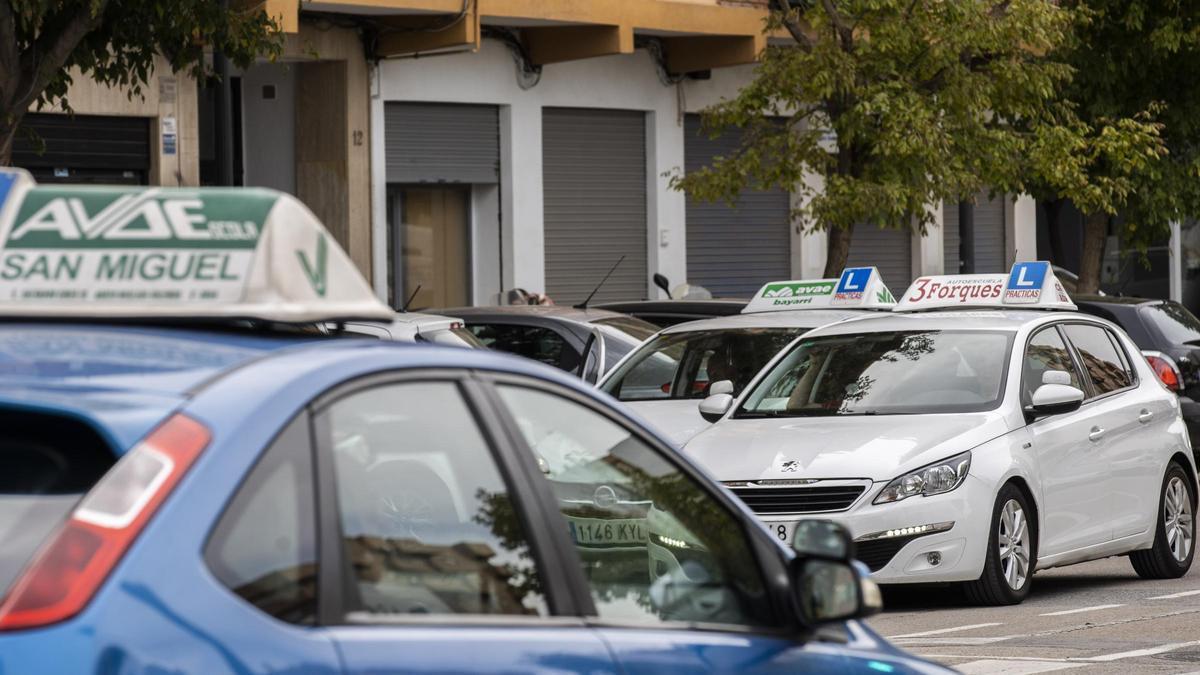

{"left": 320, "top": 381, "right": 547, "bottom": 618}
{"left": 1062, "top": 324, "right": 1134, "bottom": 396}
{"left": 469, "top": 324, "right": 579, "bottom": 371}
{"left": 205, "top": 417, "right": 318, "bottom": 625}
{"left": 494, "top": 384, "right": 775, "bottom": 628}
{"left": 1023, "top": 326, "right": 1083, "bottom": 404}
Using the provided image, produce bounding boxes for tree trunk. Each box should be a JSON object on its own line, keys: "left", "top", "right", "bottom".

{"left": 824, "top": 224, "right": 854, "bottom": 277}
{"left": 1077, "top": 211, "right": 1108, "bottom": 294}
{"left": 0, "top": 121, "right": 15, "bottom": 167}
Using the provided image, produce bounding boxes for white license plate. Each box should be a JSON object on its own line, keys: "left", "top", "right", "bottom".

{"left": 568, "top": 517, "right": 647, "bottom": 546}
{"left": 763, "top": 520, "right": 799, "bottom": 545}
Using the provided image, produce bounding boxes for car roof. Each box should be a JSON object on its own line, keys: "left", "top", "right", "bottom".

{"left": 438, "top": 305, "right": 628, "bottom": 323}
{"left": 660, "top": 309, "right": 886, "bottom": 334}
{"left": 803, "top": 309, "right": 1084, "bottom": 337}
{"left": 1072, "top": 294, "right": 1158, "bottom": 307}
{"left": 595, "top": 299, "right": 747, "bottom": 313}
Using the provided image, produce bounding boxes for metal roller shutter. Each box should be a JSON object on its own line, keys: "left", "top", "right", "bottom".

{"left": 543, "top": 108, "right": 648, "bottom": 305}
{"left": 684, "top": 115, "right": 790, "bottom": 297}
{"left": 385, "top": 102, "right": 499, "bottom": 183}
{"left": 847, "top": 224, "right": 913, "bottom": 292}
{"left": 13, "top": 113, "right": 150, "bottom": 184}
{"left": 944, "top": 191, "right": 1008, "bottom": 273}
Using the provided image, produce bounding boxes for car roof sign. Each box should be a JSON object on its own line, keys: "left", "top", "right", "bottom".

{"left": 0, "top": 169, "right": 393, "bottom": 323}
{"left": 742, "top": 267, "right": 897, "bottom": 314}
{"left": 895, "top": 261, "right": 1077, "bottom": 312}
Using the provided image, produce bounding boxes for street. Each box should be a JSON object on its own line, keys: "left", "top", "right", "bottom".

{"left": 868, "top": 557, "right": 1200, "bottom": 673}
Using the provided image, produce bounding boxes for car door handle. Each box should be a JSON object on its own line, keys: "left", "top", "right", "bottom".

{"left": 1088, "top": 426, "right": 1106, "bottom": 442}
{"left": 1139, "top": 409, "right": 1155, "bottom": 424}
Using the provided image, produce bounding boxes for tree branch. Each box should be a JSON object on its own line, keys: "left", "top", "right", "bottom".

{"left": 820, "top": 0, "right": 854, "bottom": 50}
{"left": 16, "top": 2, "right": 109, "bottom": 111}
{"left": 768, "top": 0, "right": 814, "bottom": 52}
{"left": 0, "top": 1, "right": 20, "bottom": 106}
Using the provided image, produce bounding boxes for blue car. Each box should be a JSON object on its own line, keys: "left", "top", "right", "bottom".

{"left": 0, "top": 173, "right": 951, "bottom": 674}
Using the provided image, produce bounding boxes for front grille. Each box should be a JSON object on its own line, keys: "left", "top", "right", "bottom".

{"left": 728, "top": 485, "right": 865, "bottom": 514}
{"left": 854, "top": 535, "right": 921, "bottom": 572}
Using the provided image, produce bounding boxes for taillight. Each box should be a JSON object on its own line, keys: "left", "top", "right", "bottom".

{"left": 0, "top": 414, "right": 210, "bottom": 630}
{"left": 1144, "top": 351, "right": 1183, "bottom": 393}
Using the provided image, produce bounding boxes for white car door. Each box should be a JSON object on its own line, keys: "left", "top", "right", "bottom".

{"left": 1022, "top": 325, "right": 1113, "bottom": 557}
{"left": 1062, "top": 323, "right": 1168, "bottom": 539}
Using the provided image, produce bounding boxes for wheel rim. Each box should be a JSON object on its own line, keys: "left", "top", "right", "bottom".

{"left": 1164, "top": 476, "right": 1194, "bottom": 564}
{"left": 998, "top": 499, "right": 1030, "bottom": 590}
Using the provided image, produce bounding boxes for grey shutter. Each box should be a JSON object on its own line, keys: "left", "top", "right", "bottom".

{"left": 684, "top": 115, "right": 791, "bottom": 297}
{"left": 14, "top": 113, "right": 150, "bottom": 184}
{"left": 944, "top": 191, "right": 1007, "bottom": 273}
{"left": 543, "top": 108, "right": 648, "bottom": 305}
{"left": 385, "top": 103, "right": 499, "bottom": 183}
{"left": 847, "top": 224, "right": 913, "bottom": 292}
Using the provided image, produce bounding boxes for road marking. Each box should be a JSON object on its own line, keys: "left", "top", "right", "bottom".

{"left": 955, "top": 661, "right": 1082, "bottom": 674}
{"left": 1147, "top": 589, "right": 1200, "bottom": 600}
{"left": 888, "top": 622, "right": 1003, "bottom": 638}
{"left": 891, "top": 636, "right": 1017, "bottom": 646}
{"left": 1075, "top": 639, "right": 1200, "bottom": 662}
{"left": 1038, "top": 604, "right": 1123, "bottom": 616}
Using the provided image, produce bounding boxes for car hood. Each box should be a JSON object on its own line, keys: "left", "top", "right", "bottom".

{"left": 624, "top": 399, "right": 711, "bottom": 446}
{"left": 683, "top": 412, "right": 1012, "bottom": 482}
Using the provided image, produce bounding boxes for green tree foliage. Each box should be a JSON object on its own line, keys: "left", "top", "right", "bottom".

{"left": 673, "top": 0, "right": 1164, "bottom": 277}
{"left": 0, "top": 0, "right": 283, "bottom": 164}
{"left": 1042, "top": 1, "right": 1200, "bottom": 294}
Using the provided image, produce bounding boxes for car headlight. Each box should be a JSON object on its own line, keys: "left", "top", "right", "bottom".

{"left": 873, "top": 451, "right": 971, "bottom": 504}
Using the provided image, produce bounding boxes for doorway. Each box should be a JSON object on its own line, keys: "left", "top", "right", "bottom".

{"left": 389, "top": 185, "right": 472, "bottom": 310}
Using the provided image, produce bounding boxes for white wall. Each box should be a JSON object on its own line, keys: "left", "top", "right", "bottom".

{"left": 240, "top": 63, "right": 297, "bottom": 194}
{"left": 373, "top": 40, "right": 753, "bottom": 302}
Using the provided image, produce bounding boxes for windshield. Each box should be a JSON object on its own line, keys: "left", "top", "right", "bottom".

{"left": 602, "top": 327, "right": 805, "bottom": 401}
{"left": 1142, "top": 301, "right": 1200, "bottom": 346}
{"left": 738, "top": 330, "right": 1014, "bottom": 416}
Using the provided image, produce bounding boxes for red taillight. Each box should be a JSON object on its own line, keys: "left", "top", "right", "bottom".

{"left": 1144, "top": 351, "right": 1183, "bottom": 392}
{"left": 0, "top": 414, "right": 210, "bottom": 630}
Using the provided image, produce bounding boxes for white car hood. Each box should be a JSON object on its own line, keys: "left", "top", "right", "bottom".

{"left": 625, "top": 400, "right": 711, "bottom": 446}
{"left": 683, "top": 412, "right": 1012, "bottom": 482}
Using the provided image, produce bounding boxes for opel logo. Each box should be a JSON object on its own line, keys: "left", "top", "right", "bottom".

{"left": 593, "top": 485, "right": 619, "bottom": 508}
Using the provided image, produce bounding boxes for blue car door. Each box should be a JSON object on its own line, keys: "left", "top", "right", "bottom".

{"left": 309, "top": 373, "right": 619, "bottom": 674}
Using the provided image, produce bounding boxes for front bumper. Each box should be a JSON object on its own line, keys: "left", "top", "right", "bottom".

{"left": 755, "top": 476, "right": 993, "bottom": 584}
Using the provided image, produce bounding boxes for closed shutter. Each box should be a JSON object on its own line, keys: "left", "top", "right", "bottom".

{"left": 684, "top": 115, "right": 790, "bottom": 297}
{"left": 944, "top": 192, "right": 1008, "bottom": 273}
{"left": 385, "top": 103, "right": 499, "bottom": 183}
{"left": 13, "top": 113, "right": 150, "bottom": 184}
{"left": 543, "top": 108, "right": 648, "bottom": 305}
{"left": 847, "top": 224, "right": 913, "bottom": 292}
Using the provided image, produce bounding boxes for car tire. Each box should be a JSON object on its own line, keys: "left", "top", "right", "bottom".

{"left": 963, "top": 483, "right": 1036, "bottom": 606}
{"left": 1130, "top": 461, "right": 1196, "bottom": 579}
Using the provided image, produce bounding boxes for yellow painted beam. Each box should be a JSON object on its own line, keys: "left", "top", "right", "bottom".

{"left": 375, "top": 7, "right": 481, "bottom": 56}
{"left": 523, "top": 25, "right": 633, "bottom": 65}
{"left": 663, "top": 34, "right": 761, "bottom": 73}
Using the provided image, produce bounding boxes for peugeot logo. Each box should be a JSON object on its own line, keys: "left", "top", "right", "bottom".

{"left": 781, "top": 460, "right": 800, "bottom": 473}
{"left": 593, "top": 485, "right": 619, "bottom": 509}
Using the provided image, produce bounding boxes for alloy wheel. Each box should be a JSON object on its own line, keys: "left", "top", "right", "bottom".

{"left": 998, "top": 499, "right": 1030, "bottom": 590}
{"left": 1164, "top": 476, "right": 1194, "bottom": 564}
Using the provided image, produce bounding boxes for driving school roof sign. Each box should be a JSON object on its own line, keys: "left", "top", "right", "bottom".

{"left": 895, "top": 261, "right": 1076, "bottom": 311}
{"left": 0, "top": 168, "right": 393, "bottom": 322}
{"left": 743, "top": 267, "right": 896, "bottom": 314}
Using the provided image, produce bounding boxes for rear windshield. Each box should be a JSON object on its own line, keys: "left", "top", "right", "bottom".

{"left": 0, "top": 411, "right": 115, "bottom": 596}
{"left": 1141, "top": 301, "right": 1200, "bottom": 347}
{"left": 591, "top": 316, "right": 659, "bottom": 343}
{"left": 602, "top": 327, "right": 805, "bottom": 401}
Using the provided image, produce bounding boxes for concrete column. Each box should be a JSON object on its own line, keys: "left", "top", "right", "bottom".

{"left": 1171, "top": 220, "right": 1183, "bottom": 302}
{"left": 791, "top": 170, "right": 828, "bottom": 279}
{"left": 918, "top": 200, "right": 944, "bottom": 276}
{"left": 369, "top": 66, "right": 389, "bottom": 301}
{"left": 1010, "top": 194, "right": 1038, "bottom": 264}
{"left": 503, "top": 100, "right": 545, "bottom": 294}
{"left": 649, "top": 109, "right": 687, "bottom": 298}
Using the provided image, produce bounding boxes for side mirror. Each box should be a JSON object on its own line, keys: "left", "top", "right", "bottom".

{"left": 789, "top": 520, "right": 880, "bottom": 626}
{"left": 708, "top": 379, "right": 734, "bottom": 396}
{"left": 1029, "top": 370, "right": 1084, "bottom": 417}
{"left": 653, "top": 273, "right": 673, "bottom": 299}
{"left": 699, "top": 393, "right": 733, "bottom": 423}
{"left": 792, "top": 520, "right": 852, "bottom": 560}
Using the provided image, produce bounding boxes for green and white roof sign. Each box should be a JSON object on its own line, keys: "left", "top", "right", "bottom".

{"left": 742, "top": 267, "right": 896, "bottom": 313}
{"left": 0, "top": 168, "right": 393, "bottom": 322}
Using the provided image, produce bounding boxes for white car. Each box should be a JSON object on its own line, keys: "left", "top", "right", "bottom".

{"left": 337, "top": 312, "right": 484, "bottom": 348}
{"left": 600, "top": 267, "right": 897, "bottom": 445}
{"left": 686, "top": 262, "right": 1197, "bottom": 605}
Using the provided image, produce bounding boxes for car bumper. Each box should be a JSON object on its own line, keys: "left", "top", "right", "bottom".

{"left": 757, "top": 477, "right": 993, "bottom": 584}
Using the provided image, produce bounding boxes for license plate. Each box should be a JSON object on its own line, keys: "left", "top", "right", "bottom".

{"left": 763, "top": 520, "right": 798, "bottom": 545}
{"left": 568, "top": 517, "right": 647, "bottom": 546}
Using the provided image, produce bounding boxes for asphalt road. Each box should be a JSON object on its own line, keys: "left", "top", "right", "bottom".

{"left": 864, "top": 556, "right": 1200, "bottom": 673}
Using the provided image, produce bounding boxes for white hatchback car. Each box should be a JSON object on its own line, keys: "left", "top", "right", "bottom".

{"left": 686, "top": 262, "right": 1197, "bottom": 605}
{"left": 600, "top": 268, "right": 896, "bottom": 445}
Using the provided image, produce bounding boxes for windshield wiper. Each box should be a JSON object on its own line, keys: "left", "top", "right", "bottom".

{"left": 738, "top": 409, "right": 837, "bottom": 418}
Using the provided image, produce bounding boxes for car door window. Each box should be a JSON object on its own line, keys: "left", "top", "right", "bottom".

{"left": 1023, "top": 326, "right": 1083, "bottom": 404}
{"left": 494, "top": 384, "right": 774, "bottom": 628}
{"left": 469, "top": 324, "right": 578, "bottom": 371}
{"left": 205, "top": 417, "right": 318, "bottom": 624}
{"left": 320, "top": 381, "right": 547, "bottom": 617}
{"left": 1062, "top": 324, "right": 1134, "bottom": 396}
